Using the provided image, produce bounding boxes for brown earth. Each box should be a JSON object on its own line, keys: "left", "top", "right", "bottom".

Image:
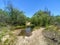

{"left": 15, "top": 28, "right": 48, "bottom": 45}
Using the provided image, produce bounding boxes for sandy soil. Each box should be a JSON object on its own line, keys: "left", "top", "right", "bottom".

{"left": 16, "top": 28, "right": 48, "bottom": 45}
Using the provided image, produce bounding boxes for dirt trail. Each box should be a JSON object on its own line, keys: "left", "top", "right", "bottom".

{"left": 16, "top": 28, "right": 48, "bottom": 45}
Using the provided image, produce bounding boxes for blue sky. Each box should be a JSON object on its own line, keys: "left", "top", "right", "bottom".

{"left": 0, "top": 0, "right": 60, "bottom": 17}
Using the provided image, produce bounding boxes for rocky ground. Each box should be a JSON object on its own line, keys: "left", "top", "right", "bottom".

{"left": 15, "top": 28, "right": 48, "bottom": 45}
{"left": 43, "top": 29, "right": 60, "bottom": 45}
{"left": 1, "top": 26, "right": 60, "bottom": 45}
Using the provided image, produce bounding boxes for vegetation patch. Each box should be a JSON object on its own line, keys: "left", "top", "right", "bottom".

{"left": 0, "top": 27, "right": 17, "bottom": 45}
{"left": 43, "top": 26, "right": 60, "bottom": 45}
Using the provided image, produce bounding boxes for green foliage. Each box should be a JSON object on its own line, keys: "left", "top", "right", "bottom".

{"left": 0, "top": 27, "right": 17, "bottom": 45}
{"left": 0, "top": 1, "right": 60, "bottom": 28}
{"left": 0, "top": 2, "right": 60, "bottom": 28}
{"left": 6, "top": 4, "right": 26, "bottom": 26}
{"left": 26, "top": 17, "right": 31, "bottom": 22}
{"left": 55, "top": 16, "right": 60, "bottom": 23}
{"left": 31, "top": 10, "right": 52, "bottom": 27}
{"left": 0, "top": 4, "right": 27, "bottom": 26}
{"left": 0, "top": 9, "right": 8, "bottom": 26}
{"left": 45, "top": 25, "right": 57, "bottom": 31}
{"left": 10, "top": 25, "right": 25, "bottom": 30}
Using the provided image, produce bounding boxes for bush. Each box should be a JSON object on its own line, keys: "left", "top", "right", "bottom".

{"left": 10, "top": 25, "right": 25, "bottom": 30}
{"left": 45, "top": 25, "right": 58, "bottom": 31}
{"left": 0, "top": 27, "right": 17, "bottom": 45}
{"left": 0, "top": 23, "right": 7, "bottom": 27}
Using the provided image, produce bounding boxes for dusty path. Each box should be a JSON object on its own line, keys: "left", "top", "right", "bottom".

{"left": 16, "top": 28, "right": 48, "bottom": 45}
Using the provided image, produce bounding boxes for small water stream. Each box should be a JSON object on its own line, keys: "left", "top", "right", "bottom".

{"left": 25, "top": 27, "right": 32, "bottom": 36}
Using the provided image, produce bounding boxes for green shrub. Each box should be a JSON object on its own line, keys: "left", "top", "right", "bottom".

{"left": 10, "top": 25, "right": 25, "bottom": 30}
{"left": 15, "top": 26, "right": 25, "bottom": 29}
{"left": 45, "top": 25, "right": 57, "bottom": 31}
{"left": 0, "top": 28, "right": 17, "bottom": 45}
{"left": 0, "top": 23, "right": 7, "bottom": 27}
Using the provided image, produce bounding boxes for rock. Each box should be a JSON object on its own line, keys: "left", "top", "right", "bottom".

{"left": 43, "top": 30, "right": 60, "bottom": 45}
